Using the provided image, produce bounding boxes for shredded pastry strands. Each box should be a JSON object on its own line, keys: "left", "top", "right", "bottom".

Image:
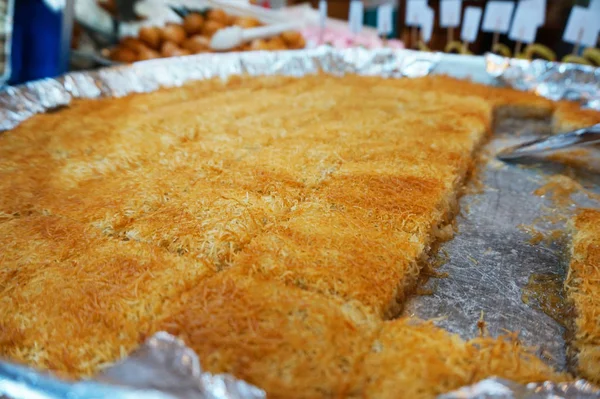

{"left": 566, "top": 210, "right": 600, "bottom": 386}
{"left": 0, "top": 48, "right": 440, "bottom": 132}
{"left": 0, "top": 49, "right": 596, "bottom": 398}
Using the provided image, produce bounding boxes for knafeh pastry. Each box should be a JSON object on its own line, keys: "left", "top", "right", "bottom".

{"left": 566, "top": 209, "right": 600, "bottom": 385}
{"left": 1, "top": 74, "right": 599, "bottom": 397}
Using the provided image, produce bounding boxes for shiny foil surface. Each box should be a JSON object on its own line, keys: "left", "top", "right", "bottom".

{"left": 0, "top": 48, "right": 599, "bottom": 398}
{"left": 485, "top": 53, "right": 600, "bottom": 110}
{"left": 0, "top": 332, "right": 265, "bottom": 399}
{"left": 0, "top": 47, "right": 439, "bottom": 131}
{"left": 440, "top": 378, "right": 600, "bottom": 399}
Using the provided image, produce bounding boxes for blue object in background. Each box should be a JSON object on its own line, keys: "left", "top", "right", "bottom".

{"left": 9, "top": 0, "right": 72, "bottom": 85}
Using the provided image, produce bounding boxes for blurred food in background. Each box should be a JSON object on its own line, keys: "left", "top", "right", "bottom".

{"left": 300, "top": 25, "right": 403, "bottom": 49}
{"left": 107, "top": 8, "right": 305, "bottom": 63}
{"left": 26, "top": 0, "right": 599, "bottom": 78}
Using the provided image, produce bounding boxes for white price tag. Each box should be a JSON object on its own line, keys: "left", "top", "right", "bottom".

{"left": 482, "top": 1, "right": 515, "bottom": 33}
{"left": 406, "top": 0, "right": 427, "bottom": 26}
{"left": 532, "top": 0, "right": 546, "bottom": 26}
{"left": 513, "top": 0, "right": 545, "bottom": 27}
{"left": 563, "top": 6, "right": 600, "bottom": 48}
{"left": 377, "top": 3, "right": 394, "bottom": 35}
{"left": 349, "top": 0, "right": 364, "bottom": 35}
{"left": 319, "top": 0, "right": 327, "bottom": 30}
{"left": 440, "top": 0, "right": 462, "bottom": 28}
{"left": 461, "top": 6, "right": 482, "bottom": 43}
{"left": 420, "top": 6, "right": 434, "bottom": 43}
{"left": 508, "top": 3, "right": 538, "bottom": 43}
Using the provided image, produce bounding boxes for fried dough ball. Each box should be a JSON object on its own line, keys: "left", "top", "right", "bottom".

{"left": 234, "top": 16, "right": 262, "bottom": 28}
{"left": 138, "top": 26, "right": 162, "bottom": 49}
{"left": 284, "top": 33, "right": 305, "bottom": 49}
{"left": 202, "top": 20, "right": 225, "bottom": 37}
{"left": 160, "top": 24, "right": 186, "bottom": 45}
{"left": 183, "top": 13, "right": 204, "bottom": 36}
{"left": 181, "top": 35, "right": 211, "bottom": 53}
{"left": 280, "top": 31, "right": 305, "bottom": 49}
{"left": 250, "top": 39, "right": 269, "bottom": 51}
{"left": 160, "top": 41, "right": 178, "bottom": 56}
{"left": 207, "top": 9, "right": 228, "bottom": 25}
{"left": 280, "top": 31, "right": 301, "bottom": 46}
{"left": 110, "top": 47, "right": 137, "bottom": 63}
{"left": 137, "top": 46, "right": 161, "bottom": 60}
{"left": 292, "top": 35, "right": 306, "bottom": 49}
{"left": 120, "top": 37, "right": 146, "bottom": 53}
{"left": 226, "top": 14, "right": 237, "bottom": 26}
{"left": 174, "top": 48, "right": 192, "bottom": 57}
{"left": 268, "top": 36, "right": 287, "bottom": 50}
{"left": 161, "top": 41, "right": 191, "bottom": 57}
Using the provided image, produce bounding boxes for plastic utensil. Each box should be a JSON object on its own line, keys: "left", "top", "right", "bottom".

{"left": 210, "top": 22, "right": 298, "bottom": 50}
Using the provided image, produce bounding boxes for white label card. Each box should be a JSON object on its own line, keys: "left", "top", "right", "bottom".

{"left": 406, "top": 0, "right": 427, "bottom": 26}
{"left": 461, "top": 6, "right": 482, "bottom": 43}
{"left": 349, "top": 0, "right": 364, "bottom": 35}
{"left": 563, "top": 6, "right": 600, "bottom": 48}
{"left": 508, "top": 3, "right": 538, "bottom": 43}
{"left": 513, "top": 0, "right": 545, "bottom": 27}
{"left": 532, "top": 0, "right": 546, "bottom": 26}
{"left": 440, "top": 0, "right": 462, "bottom": 28}
{"left": 377, "top": 3, "right": 394, "bottom": 35}
{"left": 482, "top": 1, "right": 515, "bottom": 33}
{"left": 319, "top": 0, "right": 327, "bottom": 29}
{"left": 420, "top": 6, "right": 434, "bottom": 43}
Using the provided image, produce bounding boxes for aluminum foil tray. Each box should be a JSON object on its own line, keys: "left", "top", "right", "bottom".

{"left": 0, "top": 47, "right": 599, "bottom": 399}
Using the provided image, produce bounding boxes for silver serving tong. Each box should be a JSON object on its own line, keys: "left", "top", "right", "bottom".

{"left": 497, "top": 123, "right": 600, "bottom": 161}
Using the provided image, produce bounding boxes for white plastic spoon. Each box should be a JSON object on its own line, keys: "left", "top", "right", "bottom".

{"left": 210, "top": 22, "right": 300, "bottom": 51}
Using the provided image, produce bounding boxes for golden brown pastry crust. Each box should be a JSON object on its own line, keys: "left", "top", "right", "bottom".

{"left": 0, "top": 74, "right": 589, "bottom": 396}
{"left": 566, "top": 209, "right": 600, "bottom": 384}
{"left": 553, "top": 101, "right": 600, "bottom": 133}
{"left": 357, "top": 319, "right": 566, "bottom": 399}
{"left": 159, "top": 272, "right": 378, "bottom": 399}
{"left": 0, "top": 215, "right": 213, "bottom": 376}
{"left": 387, "top": 74, "right": 600, "bottom": 129}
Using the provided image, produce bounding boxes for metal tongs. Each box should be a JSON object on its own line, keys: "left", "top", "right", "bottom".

{"left": 497, "top": 123, "right": 600, "bottom": 161}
